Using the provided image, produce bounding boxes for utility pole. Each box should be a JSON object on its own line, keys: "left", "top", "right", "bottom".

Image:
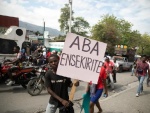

{"left": 43, "top": 19, "right": 45, "bottom": 45}
{"left": 69, "top": 0, "right": 72, "bottom": 33}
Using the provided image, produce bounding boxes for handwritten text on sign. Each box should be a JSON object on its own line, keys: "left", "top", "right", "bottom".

{"left": 57, "top": 33, "right": 107, "bottom": 84}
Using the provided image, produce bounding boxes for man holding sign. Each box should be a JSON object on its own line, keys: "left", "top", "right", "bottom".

{"left": 45, "top": 54, "right": 79, "bottom": 113}
{"left": 47, "top": 33, "right": 107, "bottom": 113}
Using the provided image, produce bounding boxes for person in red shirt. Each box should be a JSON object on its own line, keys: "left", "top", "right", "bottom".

{"left": 46, "top": 49, "right": 51, "bottom": 63}
{"left": 46, "top": 50, "right": 51, "bottom": 58}
{"left": 86, "top": 64, "right": 107, "bottom": 113}
{"left": 104, "top": 57, "right": 115, "bottom": 90}
{"left": 136, "top": 56, "right": 150, "bottom": 97}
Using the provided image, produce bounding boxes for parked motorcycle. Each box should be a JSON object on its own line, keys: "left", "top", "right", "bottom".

{"left": 0, "top": 57, "right": 12, "bottom": 83}
{"left": 0, "top": 58, "right": 38, "bottom": 88}
{"left": 27, "top": 64, "right": 48, "bottom": 96}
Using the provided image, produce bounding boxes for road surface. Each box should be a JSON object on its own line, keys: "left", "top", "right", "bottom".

{"left": 0, "top": 71, "right": 149, "bottom": 113}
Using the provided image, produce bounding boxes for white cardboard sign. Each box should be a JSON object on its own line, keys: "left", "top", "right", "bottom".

{"left": 57, "top": 33, "right": 107, "bottom": 84}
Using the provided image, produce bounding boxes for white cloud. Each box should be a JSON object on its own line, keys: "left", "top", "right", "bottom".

{"left": 0, "top": 0, "right": 150, "bottom": 34}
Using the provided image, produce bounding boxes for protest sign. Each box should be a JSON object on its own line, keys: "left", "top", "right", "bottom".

{"left": 57, "top": 33, "right": 107, "bottom": 84}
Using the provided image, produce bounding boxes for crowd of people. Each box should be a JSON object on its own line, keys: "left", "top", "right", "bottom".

{"left": 44, "top": 55, "right": 150, "bottom": 113}
{"left": 44, "top": 55, "right": 120, "bottom": 113}
{"left": 3, "top": 44, "right": 150, "bottom": 113}
{"left": 4, "top": 44, "right": 62, "bottom": 86}
{"left": 22, "top": 44, "right": 62, "bottom": 66}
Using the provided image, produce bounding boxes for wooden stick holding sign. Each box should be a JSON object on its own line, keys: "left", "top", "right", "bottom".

{"left": 69, "top": 79, "right": 78, "bottom": 101}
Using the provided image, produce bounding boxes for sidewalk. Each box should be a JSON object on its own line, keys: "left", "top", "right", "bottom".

{"left": 79, "top": 81, "right": 150, "bottom": 113}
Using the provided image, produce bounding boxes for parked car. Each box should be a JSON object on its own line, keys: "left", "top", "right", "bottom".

{"left": 112, "top": 56, "right": 134, "bottom": 73}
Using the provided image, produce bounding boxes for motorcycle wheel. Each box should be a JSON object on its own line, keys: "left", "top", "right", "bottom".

{"left": 27, "top": 78, "right": 43, "bottom": 96}
{"left": 21, "top": 84, "right": 27, "bottom": 89}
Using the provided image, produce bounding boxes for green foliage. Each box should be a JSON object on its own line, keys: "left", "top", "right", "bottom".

{"left": 58, "top": 4, "right": 73, "bottom": 33}
{"left": 35, "top": 31, "right": 41, "bottom": 36}
{"left": 138, "top": 33, "right": 150, "bottom": 55}
{"left": 90, "top": 14, "right": 142, "bottom": 55}
{"left": 52, "top": 35, "right": 66, "bottom": 42}
{"left": 72, "top": 17, "right": 90, "bottom": 37}
{"left": 58, "top": 5, "right": 90, "bottom": 37}
{"left": 58, "top": 7, "right": 150, "bottom": 55}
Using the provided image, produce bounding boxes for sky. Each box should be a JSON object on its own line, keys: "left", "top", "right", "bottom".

{"left": 0, "top": 0, "right": 150, "bottom": 34}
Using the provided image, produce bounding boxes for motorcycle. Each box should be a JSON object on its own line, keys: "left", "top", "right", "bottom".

{"left": 0, "top": 57, "right": 12, "bottom": 83}
{"left": 27, "top": 64, "right": 48, "bottom": 96}
{"left": 7, "top": 66, "right": 38, "bottom": 89}
{"left": 0, "top": 58, "right": 38, "bottom": 88}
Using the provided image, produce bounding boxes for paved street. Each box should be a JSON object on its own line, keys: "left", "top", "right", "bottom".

{"left": 0, "top": 71, "right": 150, "bottom": 113}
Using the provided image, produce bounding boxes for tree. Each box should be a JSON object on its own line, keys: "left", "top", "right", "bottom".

{"left": 52, "top": 35, "right": 66, "bottom": 42}
{"left": 90, "top": 14, "right": 137, "bottom": 55}
{"left": 35, "top": 31, "right": 41, "bottom": 36}
{"left": 138, "top": 33, "right": 150, "bottom": 55}
{"left": 58, "top": 4, "right": 74, "bottom": 33}
{"left": 72, "top": 17, "right": 90, "bottom": 37}
{"left": 58, "top": 5, "right": 90, "bottom": 37}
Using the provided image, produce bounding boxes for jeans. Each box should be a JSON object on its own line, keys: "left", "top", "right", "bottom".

{"left": 131, "top": 68, "right": 134, "bottom": 75}
{"left": 112, "top": 70, "right": 117, "bottom": 82}
{"left": 107, "top": 73, "right": 114, "bottom": 89}
{"left": 46, "top": 103, "right": 57, "bottom": 113}
{"left": 137, "top": 75, "right": 145, "bottom": 94}
{"left": 146, "top": 73, "right": 150, "bottom": 86}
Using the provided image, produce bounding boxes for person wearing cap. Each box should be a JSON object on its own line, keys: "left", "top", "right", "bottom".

{"left": 104, "top": 57, "right": 115, "bottom": 90}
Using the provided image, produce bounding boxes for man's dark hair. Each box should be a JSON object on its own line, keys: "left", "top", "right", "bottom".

{"left": 15, "top": 46, "right": 20, "bottom": 50}
{"left": 49, "top": 54, "right": 59, "bottom": 60}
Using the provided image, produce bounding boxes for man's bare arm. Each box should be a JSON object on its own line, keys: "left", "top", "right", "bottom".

{"left": 47, "top": 87, "right": 63, "bottom": 102}
{"left": 47, "top": 87, "right": 70, "bottom": 107}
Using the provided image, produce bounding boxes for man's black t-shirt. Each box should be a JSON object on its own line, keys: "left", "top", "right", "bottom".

{"left": 45, "top": 70, "right": 72, "bottom": 107}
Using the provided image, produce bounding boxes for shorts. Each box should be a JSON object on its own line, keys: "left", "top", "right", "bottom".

{"left": 90, "top": 89, "right": 103, "bottom": 103}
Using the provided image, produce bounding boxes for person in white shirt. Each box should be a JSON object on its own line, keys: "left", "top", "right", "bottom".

{"left": 112, "top": 59, "right": 119, "bottom": 83}
{"left": 43, "top": 48, "right": 47, "bottom": 58}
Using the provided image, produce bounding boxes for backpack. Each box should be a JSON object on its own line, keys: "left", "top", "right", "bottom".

{"left": 137, "top": 62, "right": 145, "bottom": 75}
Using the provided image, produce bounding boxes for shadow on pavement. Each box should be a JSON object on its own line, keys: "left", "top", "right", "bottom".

{"left": 5, "top": 110, "right": 26, "bottom": 113}
{"left": 0, "top": 84, "right": 27, "bottom": 93}
{"left": 107, "top": 83, "right": 125, "bottom": 92}
{"left": 36, "top": 91, "right": 49, "bottom": 96}
{"left": 142, "top": 90, "right": 150, "bottom": 96}
{"left": 68, "top": 85, "right": 85, "bottom": 92}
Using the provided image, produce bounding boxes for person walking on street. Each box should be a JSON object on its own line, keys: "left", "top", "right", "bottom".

{"left": 112, "top": 59, "right": 119, "bottom": 83}
{"left": 131, "top": 59, "right": 138, "bottom": 76}
{"left": 45, "top": 54, "right": 79, "bottom": 113}
{"left": 136, "top": 56, "right": 150, "bottom": 97}
{"left": 104, "top": 57, "right": 115, "bottom": 90}
{"left": 146, "top": 57, "right": 150, "bottom": 87}
{"left": 86, "top": 64, "right": 107, "bottom": 113}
